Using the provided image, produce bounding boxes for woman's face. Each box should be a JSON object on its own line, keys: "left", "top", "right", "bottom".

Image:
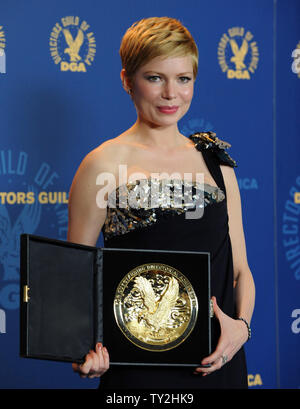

{"left": 128, "top": 55, "right": 195, "bottom": 128}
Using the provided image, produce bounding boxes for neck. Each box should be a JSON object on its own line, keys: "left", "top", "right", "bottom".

{"left": 126, "top": 117, "right": 186, "bottom": 150}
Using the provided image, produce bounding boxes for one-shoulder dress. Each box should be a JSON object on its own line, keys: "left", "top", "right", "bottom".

{"left": 99, "top": 132, "right": 248, "bottom": 389}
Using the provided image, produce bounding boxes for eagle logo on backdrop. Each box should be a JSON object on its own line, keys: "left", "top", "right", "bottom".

{"left": 282, "top": 175, "right": 300, "bottom": 281}
{"left": 63, "top": 28, "right": 84, "bottom": 62}
{"left": 0, "top": 186, "right": 41, "bottom": 281}
{"left": 0, "top": 150, "right": 69, "bottom": 316}
{"left": 218, "top": 27, "right": 259, "bottom": 79}
{"left": 49, "top": 16, "right": 96, "bottom": 72}
{"left": 0, "top": 25, "right": 6, "bottom": 74}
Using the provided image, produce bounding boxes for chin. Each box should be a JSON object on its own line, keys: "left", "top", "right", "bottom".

{"left": 148, "top": 110, "right": 188, "bottom": 127}
{"left": 150, "top": 118, "right": 180, "bottom": 128}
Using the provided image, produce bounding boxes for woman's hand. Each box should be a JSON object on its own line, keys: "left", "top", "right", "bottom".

{"left": 72, "top": 343, "right": 110, "bottom": 379}
{"left": 194, "top": 297, "right": 248, "bottom": 376}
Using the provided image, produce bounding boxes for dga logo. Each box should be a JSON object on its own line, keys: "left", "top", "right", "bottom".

{"left": 0, "top": 150, "right": 69, "bottom": 324}
{"left": 282, "top": 176, "right": 300, "bottom": 280}
{"left": 180, "top": 118, "right": 215, "bottom": 137}
{"left": 291, "top": 41, "right": 300, "bottom": 78}
{"left": 49, "top": 16, "right": 96, "bottom": 72}
{"left": 0, "top": 25, "right": 6, "bottom": 74}
{"left": 218, "top": 27, "right": 259, "bottom": 79}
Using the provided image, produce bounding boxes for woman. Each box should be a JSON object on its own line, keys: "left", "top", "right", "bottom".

{"left": 68, "top": 17, "right": 255, "bottom": 389}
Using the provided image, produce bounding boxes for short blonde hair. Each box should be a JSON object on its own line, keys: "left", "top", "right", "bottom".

{"left": 119, "top": 17, "right": 198, "bottom": 79}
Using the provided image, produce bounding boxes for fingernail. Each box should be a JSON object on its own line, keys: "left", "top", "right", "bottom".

{"left": 97, "top": 342, "right": 102, "bottom": 350}
{"left": 103, "top": 346, "right": 107, "bottom": 353}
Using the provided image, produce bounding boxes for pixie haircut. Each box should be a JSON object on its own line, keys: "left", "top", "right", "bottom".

{"left": 119, "top": 17, "right": 198, "bottom": 79}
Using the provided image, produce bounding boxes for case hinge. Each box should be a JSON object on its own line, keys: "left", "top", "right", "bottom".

{"left": 23, "top": 285, "right": 30, "bottom": 303}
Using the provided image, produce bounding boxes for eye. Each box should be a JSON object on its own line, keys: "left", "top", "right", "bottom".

{"left": 178, "top": 76, "right": 192, "bottom": 83}
{"left": 145, "top": 75, "right": 162, "bottom": 82}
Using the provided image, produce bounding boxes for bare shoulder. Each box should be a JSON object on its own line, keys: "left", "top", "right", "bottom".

{"left": 80, "top": 136, "right": 131, "bottom": 174}
{"left": 69, "top": 134, "right": 135, "bottom": 199}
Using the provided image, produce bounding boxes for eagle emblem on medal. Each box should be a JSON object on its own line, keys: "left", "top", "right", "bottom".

{"left": 114, "top": 263, "right": 198, "bottom": 351}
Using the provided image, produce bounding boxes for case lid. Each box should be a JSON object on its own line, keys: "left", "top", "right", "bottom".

{"left": 20, "top": 234, "right": 99, "bottom": 363}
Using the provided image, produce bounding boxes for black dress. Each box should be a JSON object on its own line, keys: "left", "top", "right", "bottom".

{"left": 99, "top": 132, "right": 248, "bottom": 389}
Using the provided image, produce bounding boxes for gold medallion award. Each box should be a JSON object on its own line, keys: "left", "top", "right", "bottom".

{"left": 114, "top": 263, "right": 198, "bottom": 351}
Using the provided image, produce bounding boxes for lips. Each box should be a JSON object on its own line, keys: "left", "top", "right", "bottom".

{"left": 157, "top": 106, "right": 179, "bottom": 114}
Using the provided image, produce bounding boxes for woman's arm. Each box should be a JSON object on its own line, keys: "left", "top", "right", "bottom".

{"left": 68, "top": 146, "right": 115, "bottom": 378}
{"left": 67, "top": 149, "right": 108, "bottom": 246}
{"left": 195, "top": 165, "right": 255, "bottom": 375}
{"left": 223, "top": 164, "right": 255, "bottom": 324}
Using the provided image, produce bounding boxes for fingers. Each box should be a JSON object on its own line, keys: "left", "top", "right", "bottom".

{"left": 194, "top": 297, "right": 234, "bottom": 376}
{"left": 97, "top": 342, "right": 110, "bottom": 374}
{"left": 201, "top": 321, "right": 228, "bottom": 367}
{"left": 85, "top": 350, "right": 100, "bottom": 379}
{"left": 195, "top": 340, "right": 241, "bottom": 376}
{"left": 80, "top": 353, "right": 94, "bottom": 378}
{"left": 194, "top": 297, "right": 246, "bottom": 377}
{"left": 194, "top": 350, "right": 230, "bottom": 376}
{"left": 72, "top": 343, "right": 110, "bottom": 379}
{"left": 201, "top": 340, "right": 229, "bottom": 367}
{"left": 100, "top": 344, "right": 110, "bottom": 369}
{"left": 196, "top": 335, "right": 236, "bottom": 375}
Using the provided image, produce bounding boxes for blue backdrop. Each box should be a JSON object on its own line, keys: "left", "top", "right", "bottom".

{"left": 0, "top": 0, "right": 299, "bottom": 389}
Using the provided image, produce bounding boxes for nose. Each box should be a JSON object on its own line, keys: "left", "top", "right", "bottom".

{"left": 162, "top": 80, "right": 176, "bottom": 100}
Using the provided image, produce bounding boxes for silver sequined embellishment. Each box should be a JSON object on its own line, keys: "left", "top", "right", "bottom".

{"left": 103, "top": 178, "right": 225, "bottom": 239}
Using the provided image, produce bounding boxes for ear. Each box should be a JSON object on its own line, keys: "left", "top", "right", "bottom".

{"left": 120, "top": 68, "right": 132, "bottom": 94}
